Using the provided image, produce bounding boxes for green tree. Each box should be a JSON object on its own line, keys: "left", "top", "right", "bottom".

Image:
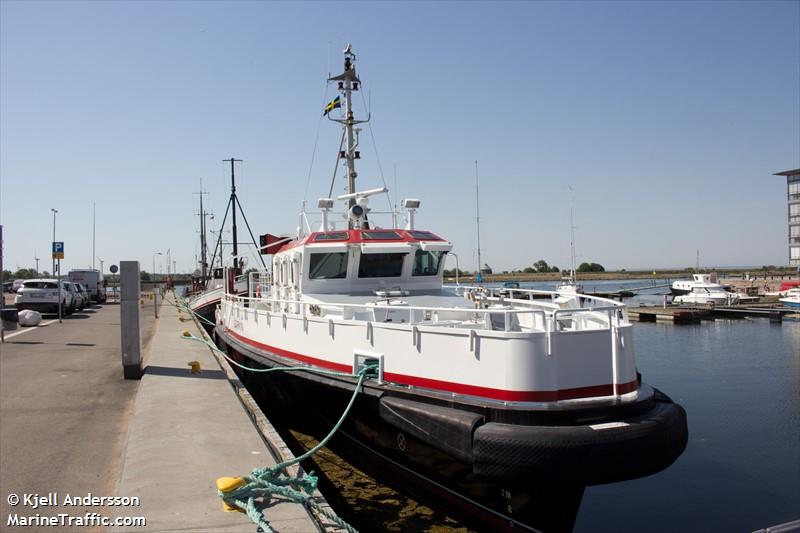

{"left": 12, "top": 268, "right": 38, "bottom": 279}
{"left": 533, "top": 259, "right": 550, "bottom": 272}
{"left": 550, "top": 266, "right": 559, "bottom": 273}
{"left": 578, "top": 262, "right": 605, "bottom": 273}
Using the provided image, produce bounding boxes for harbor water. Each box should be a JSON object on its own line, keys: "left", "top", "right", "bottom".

{"left": 576, "top": 316, "right": 799, "bottom": 532}
{"left": 249, "top": 280, "right": 800, "bottom": 532}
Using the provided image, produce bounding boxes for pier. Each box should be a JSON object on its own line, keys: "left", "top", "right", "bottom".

{"left": 628, "top": 304, "right": 797, "bottom": 324}
{"left": 0, "top": 292, "right": 333, "bottom": 532}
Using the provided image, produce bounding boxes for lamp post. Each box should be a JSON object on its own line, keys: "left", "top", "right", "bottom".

{"left": 152, "top": 252, "right": 162, "bottom": 282}
{"left": 97, "top": 257, "right": 104, "bottom": 275}
{"left": 51, "top": 208, "right": 58, "bottom": 274}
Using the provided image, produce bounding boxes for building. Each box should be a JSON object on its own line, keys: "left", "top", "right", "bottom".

{"left": 774, "top": 168, "right": 800, "bottom": 267}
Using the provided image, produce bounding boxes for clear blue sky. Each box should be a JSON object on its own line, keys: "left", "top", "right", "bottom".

{"left": 1, "top": 0, "right": 798, "bottom": 274}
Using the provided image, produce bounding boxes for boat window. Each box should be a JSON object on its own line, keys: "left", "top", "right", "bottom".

{"left": 412, "top": 250, "right": 445, "bottom": 276}
{"left": 361, "top": 230, "right": 402, "bottom": 240}
{"left": 314, "top": 231, "right": 349, "bottom": 241}
{"left": 408, "top": 230, "right": 440, "bottom": 241}
{"left": 358, "top": 253, "right": 405, "bottom": 278}
{"left": 309, "top": 253, "right": 348, "bottom": 279}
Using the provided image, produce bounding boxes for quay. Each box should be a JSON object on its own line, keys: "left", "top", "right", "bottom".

{"left": 1, "top": 291, "right": 334, "bottom": 532}
{"left": 628, "top": 304, "right": 798, "bottom": 324}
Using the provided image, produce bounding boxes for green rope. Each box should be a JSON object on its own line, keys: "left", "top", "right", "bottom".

{"left": 220, "top": 366, "right": 374, "bottom": 533}
{"left": 176, "top": 298, "right": 376, "bottom": 533}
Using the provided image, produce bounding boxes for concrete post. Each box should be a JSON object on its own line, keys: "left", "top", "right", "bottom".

{"left": 120, "top": 261, "right": 143, "bottom": 379}
{"left": 153, "top": 285, "right": 159, "bottom": 319}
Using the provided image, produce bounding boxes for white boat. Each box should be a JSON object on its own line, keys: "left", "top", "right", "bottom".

{"left": 213, "top": 45, "right": 687, "bottom": 531}
{"left": 671, "top": 273, "right": 731, "bottom": 296}
{"left": 779, "top": 288, "right": 800, "bottom": 308}
{"left": 674, "top": 285, "right": 740, "bottom": 305}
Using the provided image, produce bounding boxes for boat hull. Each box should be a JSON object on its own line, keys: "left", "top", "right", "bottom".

{"left": 214, "top": 325, "right": 688, "bottom": 532}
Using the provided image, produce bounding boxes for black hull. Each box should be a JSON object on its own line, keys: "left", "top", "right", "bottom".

{"left": 191, "top": 301, "right": 218, "bottom": 327}
{"left": 214, "top": 327, "right": 688, "bottom": 532}
{"left": 670, "top": 287, "right": 690, "bottom": 296}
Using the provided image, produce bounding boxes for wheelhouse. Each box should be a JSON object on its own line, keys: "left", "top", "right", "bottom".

{"left": 271, "top": 229, "right": 452, "bottom": 295}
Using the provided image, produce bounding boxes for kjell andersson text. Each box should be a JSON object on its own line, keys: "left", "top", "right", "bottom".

{"left": 23, "top": 493, "right": 140, "bottom": 508}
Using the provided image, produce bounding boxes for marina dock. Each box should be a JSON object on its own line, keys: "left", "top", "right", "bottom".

{"left": 1, "top": 293, "right": 333, "bottom": 532}
{"left": 628, "top": 304, "right": 798, "bottom": 324}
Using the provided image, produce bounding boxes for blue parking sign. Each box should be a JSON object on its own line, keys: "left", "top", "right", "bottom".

{"left": 52, "top": 241, "right": 64, "bottom": 259}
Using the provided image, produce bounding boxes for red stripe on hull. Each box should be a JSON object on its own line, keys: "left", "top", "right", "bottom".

{"left": 226, "top": 328, "right": 352, "bottom": 373}
{"left": 225, "top": 328, "right": 638, "bottom": 402}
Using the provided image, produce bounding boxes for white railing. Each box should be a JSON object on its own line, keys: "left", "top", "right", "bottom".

{"left": 224, "top": 286, "right": 628, "bottom": 334}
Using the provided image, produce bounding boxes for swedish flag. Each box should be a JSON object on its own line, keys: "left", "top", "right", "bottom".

{"left": 323, "top": 95, "right": 341, "bottom": 116}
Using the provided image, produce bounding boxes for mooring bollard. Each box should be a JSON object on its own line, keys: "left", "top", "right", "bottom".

{"left": 120, "top": 261, "right": 143, "bottom": 379}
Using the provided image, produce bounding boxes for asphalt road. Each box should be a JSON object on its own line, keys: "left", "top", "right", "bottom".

{"left": 0, "top": 300, "right": 157, "bottom": 531}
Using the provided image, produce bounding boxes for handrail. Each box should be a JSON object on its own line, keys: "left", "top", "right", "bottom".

{"left": 452, "top": 285, "right": 627, "bottom": 308}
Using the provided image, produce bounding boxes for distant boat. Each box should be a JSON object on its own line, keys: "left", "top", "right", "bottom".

{"left": 674, "top": 285, "right": 739, "bottom": 306}
{"left": 671, "top": 273, "right": 731, "bottom": 296}
{"left": 779, "top": 288, "right": 800, "bottom": 308}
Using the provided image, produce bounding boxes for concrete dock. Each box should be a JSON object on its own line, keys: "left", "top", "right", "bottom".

{"left": 1, "top": 292, "right": 329, "bottom": 533}
{"left": 112, "top": 294, "right": 320, "bottom": 532}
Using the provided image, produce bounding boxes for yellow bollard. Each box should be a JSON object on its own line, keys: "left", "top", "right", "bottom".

{"left": 188, "top": 361, "right": 201, "bottom": 374}
{"left": 216, "top": 477, "right": 246, "bottom": 512}
{"left": 182, "top": 330, "right": 191, "bottom": 337}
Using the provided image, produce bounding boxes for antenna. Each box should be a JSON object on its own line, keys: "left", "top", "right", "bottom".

{"left": 475, "top": 160, "right": 483, "bottom": 281}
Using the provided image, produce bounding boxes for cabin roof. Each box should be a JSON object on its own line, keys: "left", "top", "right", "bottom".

{"left": 275, "top": 229, "right": 445, "bottom": 254}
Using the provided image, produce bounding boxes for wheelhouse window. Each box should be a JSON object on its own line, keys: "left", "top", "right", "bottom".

{"left": 361, "top": 230, "right": 402, "bottom": 240}
{"left": 358, "top": 253, "right": 405, "bottom": 278}
{"left": 314, "top": 231, "right": 349, "bottom": 241}
{"left": 309, "top": 252, "right": 348, "bottom": 279}
{"left": 412, "top": 250, "right": 445, "bottom": 276}
{"left": 408, "top": 230, "right": 440, "bottom": 241}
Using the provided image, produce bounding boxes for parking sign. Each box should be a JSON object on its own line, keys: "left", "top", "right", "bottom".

{"left": 52, "top": 241, "right": 64, "bottom": 259}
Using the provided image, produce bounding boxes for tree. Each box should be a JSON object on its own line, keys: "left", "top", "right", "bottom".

{"left": 140, "top": 271, "right": 152, "bottom": 281}
{"left": 12, "top": 268, "right": 38, "bottom": 279}
{"left": 550, "top": 266, "right": 559, "bottom": 273}
{"left": 533, "top": 259, "right": 550, "bottom": 273}
{"left": 578, "top": 262, "right": 605, "bottom": 273}
{"left": 522, "top": 266, "right": 536, "bottom": 274}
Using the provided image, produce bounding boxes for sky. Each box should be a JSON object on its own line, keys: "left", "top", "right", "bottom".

{"left": 1, "top": 0, "right": 798, "bottom": 275}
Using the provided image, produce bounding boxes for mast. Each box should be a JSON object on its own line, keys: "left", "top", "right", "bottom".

{"left": 475, "top": 160, "right": 483, "bottom": 281}
{"left": 328, "top": 44, "right": 369, "bottom": 229}
{"left": 193, "top": 180, "right": 209, "bottom": 282}
{"left": 223, "top": 158, "right": 243, "bottom": 267}
{"left": 569, "top": 186, "right": 577, "bottom": 284}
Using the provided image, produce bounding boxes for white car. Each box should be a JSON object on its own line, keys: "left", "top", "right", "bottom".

{"left": 15, "top": 278, "right": 76, "bottom": 315}
{"left": 74, "top": 283, "right": 90, "bottom": 310}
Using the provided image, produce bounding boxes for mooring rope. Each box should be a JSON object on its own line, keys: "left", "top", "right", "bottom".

{"left": 172, "top": 292, "right": 371, "bottom": 533}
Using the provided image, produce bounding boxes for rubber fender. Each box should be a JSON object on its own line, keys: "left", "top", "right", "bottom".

{"left": 379, "top": 396, "right": 484, "bottom": 462}
{"left": 473, "top": 399, "right": 688, "bottom": 485}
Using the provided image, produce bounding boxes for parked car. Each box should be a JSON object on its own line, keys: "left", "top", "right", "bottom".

{"left": 74, "top": 283, "right": 90, "bottom": 310}
{"left": 14, "top": 279, "right": 75, "bottom": 314}
{"left": 61, "top": 281, "right": 79, "bottom": 313}
{"left": 68, "top": 270, "right": 106, "bottom": 303}
{"left": 2, "top": 281, "right": 12, "bottom": 293}
{"left": 12, "top": 279, "right": 25, "bottom": 292}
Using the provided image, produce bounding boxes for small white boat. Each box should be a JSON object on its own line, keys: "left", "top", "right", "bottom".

{"left": 674, "top": 285, "right": 740, "bottom": 305}
{"left": 779, "top": 288, "right": 800, "bottom": 308}
{"left": 671, "top": 273, "right": 730, "bottom": 296}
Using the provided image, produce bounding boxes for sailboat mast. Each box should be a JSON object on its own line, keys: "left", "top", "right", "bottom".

{"left": 475, "top": 160, "right": 482, "bottom": 278}
{"left": 223, "top": 157, "right": 243, "bottom": 266}
{"left": 569, "top": 187, "right": 577, "bottom": 283}
{"left": 194, "top": 180, "right": 209, "bottom": 282}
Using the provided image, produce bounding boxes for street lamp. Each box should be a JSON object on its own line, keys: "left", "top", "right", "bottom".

{"left": 152, "top": 252, "right": 162, "bottom": 282}
{"left": 51, "top": 208, "right": 58, "bottom": 274}
{"left": 97, "top": 257, "right": 104, "bottom": 274}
